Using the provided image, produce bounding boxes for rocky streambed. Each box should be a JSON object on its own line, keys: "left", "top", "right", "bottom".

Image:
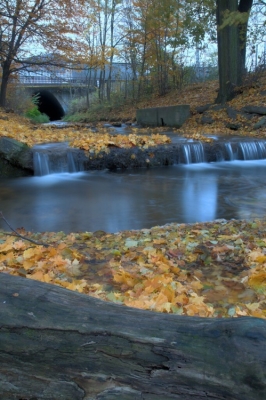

{"left": 1, "top": 134, "right": 266, "bottom": 177}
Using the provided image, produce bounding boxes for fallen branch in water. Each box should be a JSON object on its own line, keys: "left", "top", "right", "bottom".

{"left": 0, "top": 212, "right": 49, "bottom": 247}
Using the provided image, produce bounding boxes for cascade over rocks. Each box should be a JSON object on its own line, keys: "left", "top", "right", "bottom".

{"left": 3, "top": 135, "right": 266, "bottom": 176}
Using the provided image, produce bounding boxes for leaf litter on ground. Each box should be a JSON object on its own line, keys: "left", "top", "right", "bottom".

{"left": 0, "top": 218, "right": 265, "bottom": 319}
{"left": 0, "top": 111, "right": 171, "bottom": 152}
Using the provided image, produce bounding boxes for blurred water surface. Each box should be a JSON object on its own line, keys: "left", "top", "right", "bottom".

{"left": 1, "top": 160, "right": 266, "bottom": 233}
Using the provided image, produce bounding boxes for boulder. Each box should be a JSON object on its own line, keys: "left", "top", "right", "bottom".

{"left": 0, "top": 137, "right": 33, "bottom": 170}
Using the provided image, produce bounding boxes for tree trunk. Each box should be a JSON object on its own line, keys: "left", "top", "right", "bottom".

{"left": 216, "top": 0, "right": 253, "bottom": 104}
{"left": 238, "top": 0, "right": 253, "bottom": 73}
{"left": 0, "top": 273, "right": 265, "bottom": 400}
{"left": 0, "top": 62, "right": 11, "bottom": 107}
{"left": 216, "top": 0, "right": 241, "bottom": 103}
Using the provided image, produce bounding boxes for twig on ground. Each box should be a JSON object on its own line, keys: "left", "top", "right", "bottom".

{"left": 0, "top": 212, "right": 49, "bottom": 247}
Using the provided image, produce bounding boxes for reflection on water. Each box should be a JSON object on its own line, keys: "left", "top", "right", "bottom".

{"left": 1, "top": 160, "right": 266, "bottom": 233}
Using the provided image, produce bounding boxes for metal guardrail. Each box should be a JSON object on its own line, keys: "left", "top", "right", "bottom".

{"left": 18, "top": 76, "right": 88, "bottom": 85}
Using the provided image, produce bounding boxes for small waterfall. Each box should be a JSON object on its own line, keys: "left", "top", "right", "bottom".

{"left": 238, "top": 141, "right": 266, "bottom": 160}
{"left": 224, "top": 142, "right": 235, "bottom": 161}
{"left": 181, "top": 142, "right": 205, "bottom": 164}
{"left": 33, "top": 152, "right": 50, "bottom": 176}
{"left": 67, "top": 152, "right": 77, "bottom": 173}
{"left": 33, "top": 143, "right": 81, "bottom": 176}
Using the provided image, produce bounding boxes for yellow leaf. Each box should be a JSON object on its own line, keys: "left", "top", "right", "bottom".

{"left": 50, "top": 255, "right": 67, "bottom": 267}
{"left": 245, "top": 302, "right": 260, "bottom": 311}
{"left": 113, "top": 269, "right": 137, "bottom": 288}
{"left": 23, "top": 247, "right": 43, "bottom": 260}
{"left": 27, "top": 271, "right": 44, "bottom": 281}
{"left": 12, "top": 240, "right": 26, "bottom": 250}
{"left": 0, "top": 239, "right": 14, "bottom": 253}
{"left": 161, "top": 286, "right": 176, "bottom": 303}
{"left": 153, "top": 239, "right": 167, "bottom": 245}
{"left": 190, "top": 280, "right": 204, "bottom": 291}
{"left": 248, "top": 272, "right": 266, "bottom": 289}
{"left": 23, "top": 260, "right": 35, "bottom": 270}
{"left": 255, "top": 255, "right": 266, "bottom": 263}
{"left": 157, "top": 262, "right": 170, "bottom": 273}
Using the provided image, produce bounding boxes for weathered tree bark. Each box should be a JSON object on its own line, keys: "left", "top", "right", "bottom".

{"left": 216, "top": 0, "right": 241, "bottom": 104}
{"left": 238, "top": 0, "right": 253, "bottom": 73}
{"left": 0, "top": 273, "right": 265, "bottom": 400}
{"left": 0, "top": 62, "right": 11, "bottom": 107}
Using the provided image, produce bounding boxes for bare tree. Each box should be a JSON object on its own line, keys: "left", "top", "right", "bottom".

{"left": 0, "top": 0, "right": 88, "bottom": 107}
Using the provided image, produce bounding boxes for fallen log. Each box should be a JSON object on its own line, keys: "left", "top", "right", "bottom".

{"left": 0, "top": 273, "right": 265, "bottom": 400}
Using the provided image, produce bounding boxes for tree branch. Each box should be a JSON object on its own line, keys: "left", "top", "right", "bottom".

{"left": 0, "top": 211, "right": 49, "bottom": 247}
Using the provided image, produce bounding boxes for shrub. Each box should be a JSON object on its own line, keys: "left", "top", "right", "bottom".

{"left": 24, "top": 93, "right": 50, "bottom": 123}
{"left": 24, "top": 105, "right": 50, "bottom": 123}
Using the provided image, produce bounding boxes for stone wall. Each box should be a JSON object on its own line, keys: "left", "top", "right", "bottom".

{"left": 136, "top": 105, "right": 190, "bottom": 127}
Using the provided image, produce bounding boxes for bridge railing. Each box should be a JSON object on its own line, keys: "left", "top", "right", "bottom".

{"left": 17, "top": 75, "right": 88, "bottom": 85}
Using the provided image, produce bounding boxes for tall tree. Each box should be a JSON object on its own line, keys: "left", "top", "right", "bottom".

{"left": 216, "top": 0, "right": 253, "bottom": 104}
{"left": 0, "top": 0, "right": 88, "bottom": 107}
{"left": 85, "top": 0, "right": 124, "bottom": 102}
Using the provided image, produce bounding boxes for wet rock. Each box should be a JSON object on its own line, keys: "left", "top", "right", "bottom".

{"left": 201, "top": 114, "right": 214, "bottom": 124}
{"left": 210, "top": 104, "right": 225, "bottom": 111}
{"left": 196, "top": 104, "right": 212, "bottom": 114}
{"left": 0, "top": 137, "right": 33, "bottom": 170}
{"left": 0, "top": 157, "right": 32, "bottom": 178}
{"left": 227, "top": 107, "right": 238, "bottom": 120}
{"left": 254, "top": 116, "right": 266, "bottom": 130}
{"left": 242, "top": 112, "right": 257, "bottom": 120}
{"left": 225, "top": 122, "right": 241, "bottom": 131}
{"left": 241, "top": 105, "right": 266, "bottom": 115}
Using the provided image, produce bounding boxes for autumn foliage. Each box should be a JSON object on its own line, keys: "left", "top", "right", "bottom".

{"left": 1, "top": 219, "right": 265, "bottom": 319}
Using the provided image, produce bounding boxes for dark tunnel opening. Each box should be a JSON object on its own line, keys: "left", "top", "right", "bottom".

{"left": 34, "top": 90, "right": 65, "bottom": 121}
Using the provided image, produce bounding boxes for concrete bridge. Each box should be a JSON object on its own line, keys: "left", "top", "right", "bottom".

{"left": 18, "top": 62, "right": 135, "bottom": 120}
{"left": 20, "top": 76, "right": 89, "bottom": 120}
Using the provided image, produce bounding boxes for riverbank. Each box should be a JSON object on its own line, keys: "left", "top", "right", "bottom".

{"left": 64, "top": 74, "right": 266, "bottom": 138}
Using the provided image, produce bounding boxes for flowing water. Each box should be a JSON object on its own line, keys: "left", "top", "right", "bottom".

{"left": 32, "top": 138, "right": 266, "bottom": 176}
{"left": 1, "top": 160, "right": 266, "bottom": 233}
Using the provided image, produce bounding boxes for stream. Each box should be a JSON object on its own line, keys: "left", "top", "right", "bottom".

{"left": 1, "top": 160, "right": 266, "bottom": 233}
